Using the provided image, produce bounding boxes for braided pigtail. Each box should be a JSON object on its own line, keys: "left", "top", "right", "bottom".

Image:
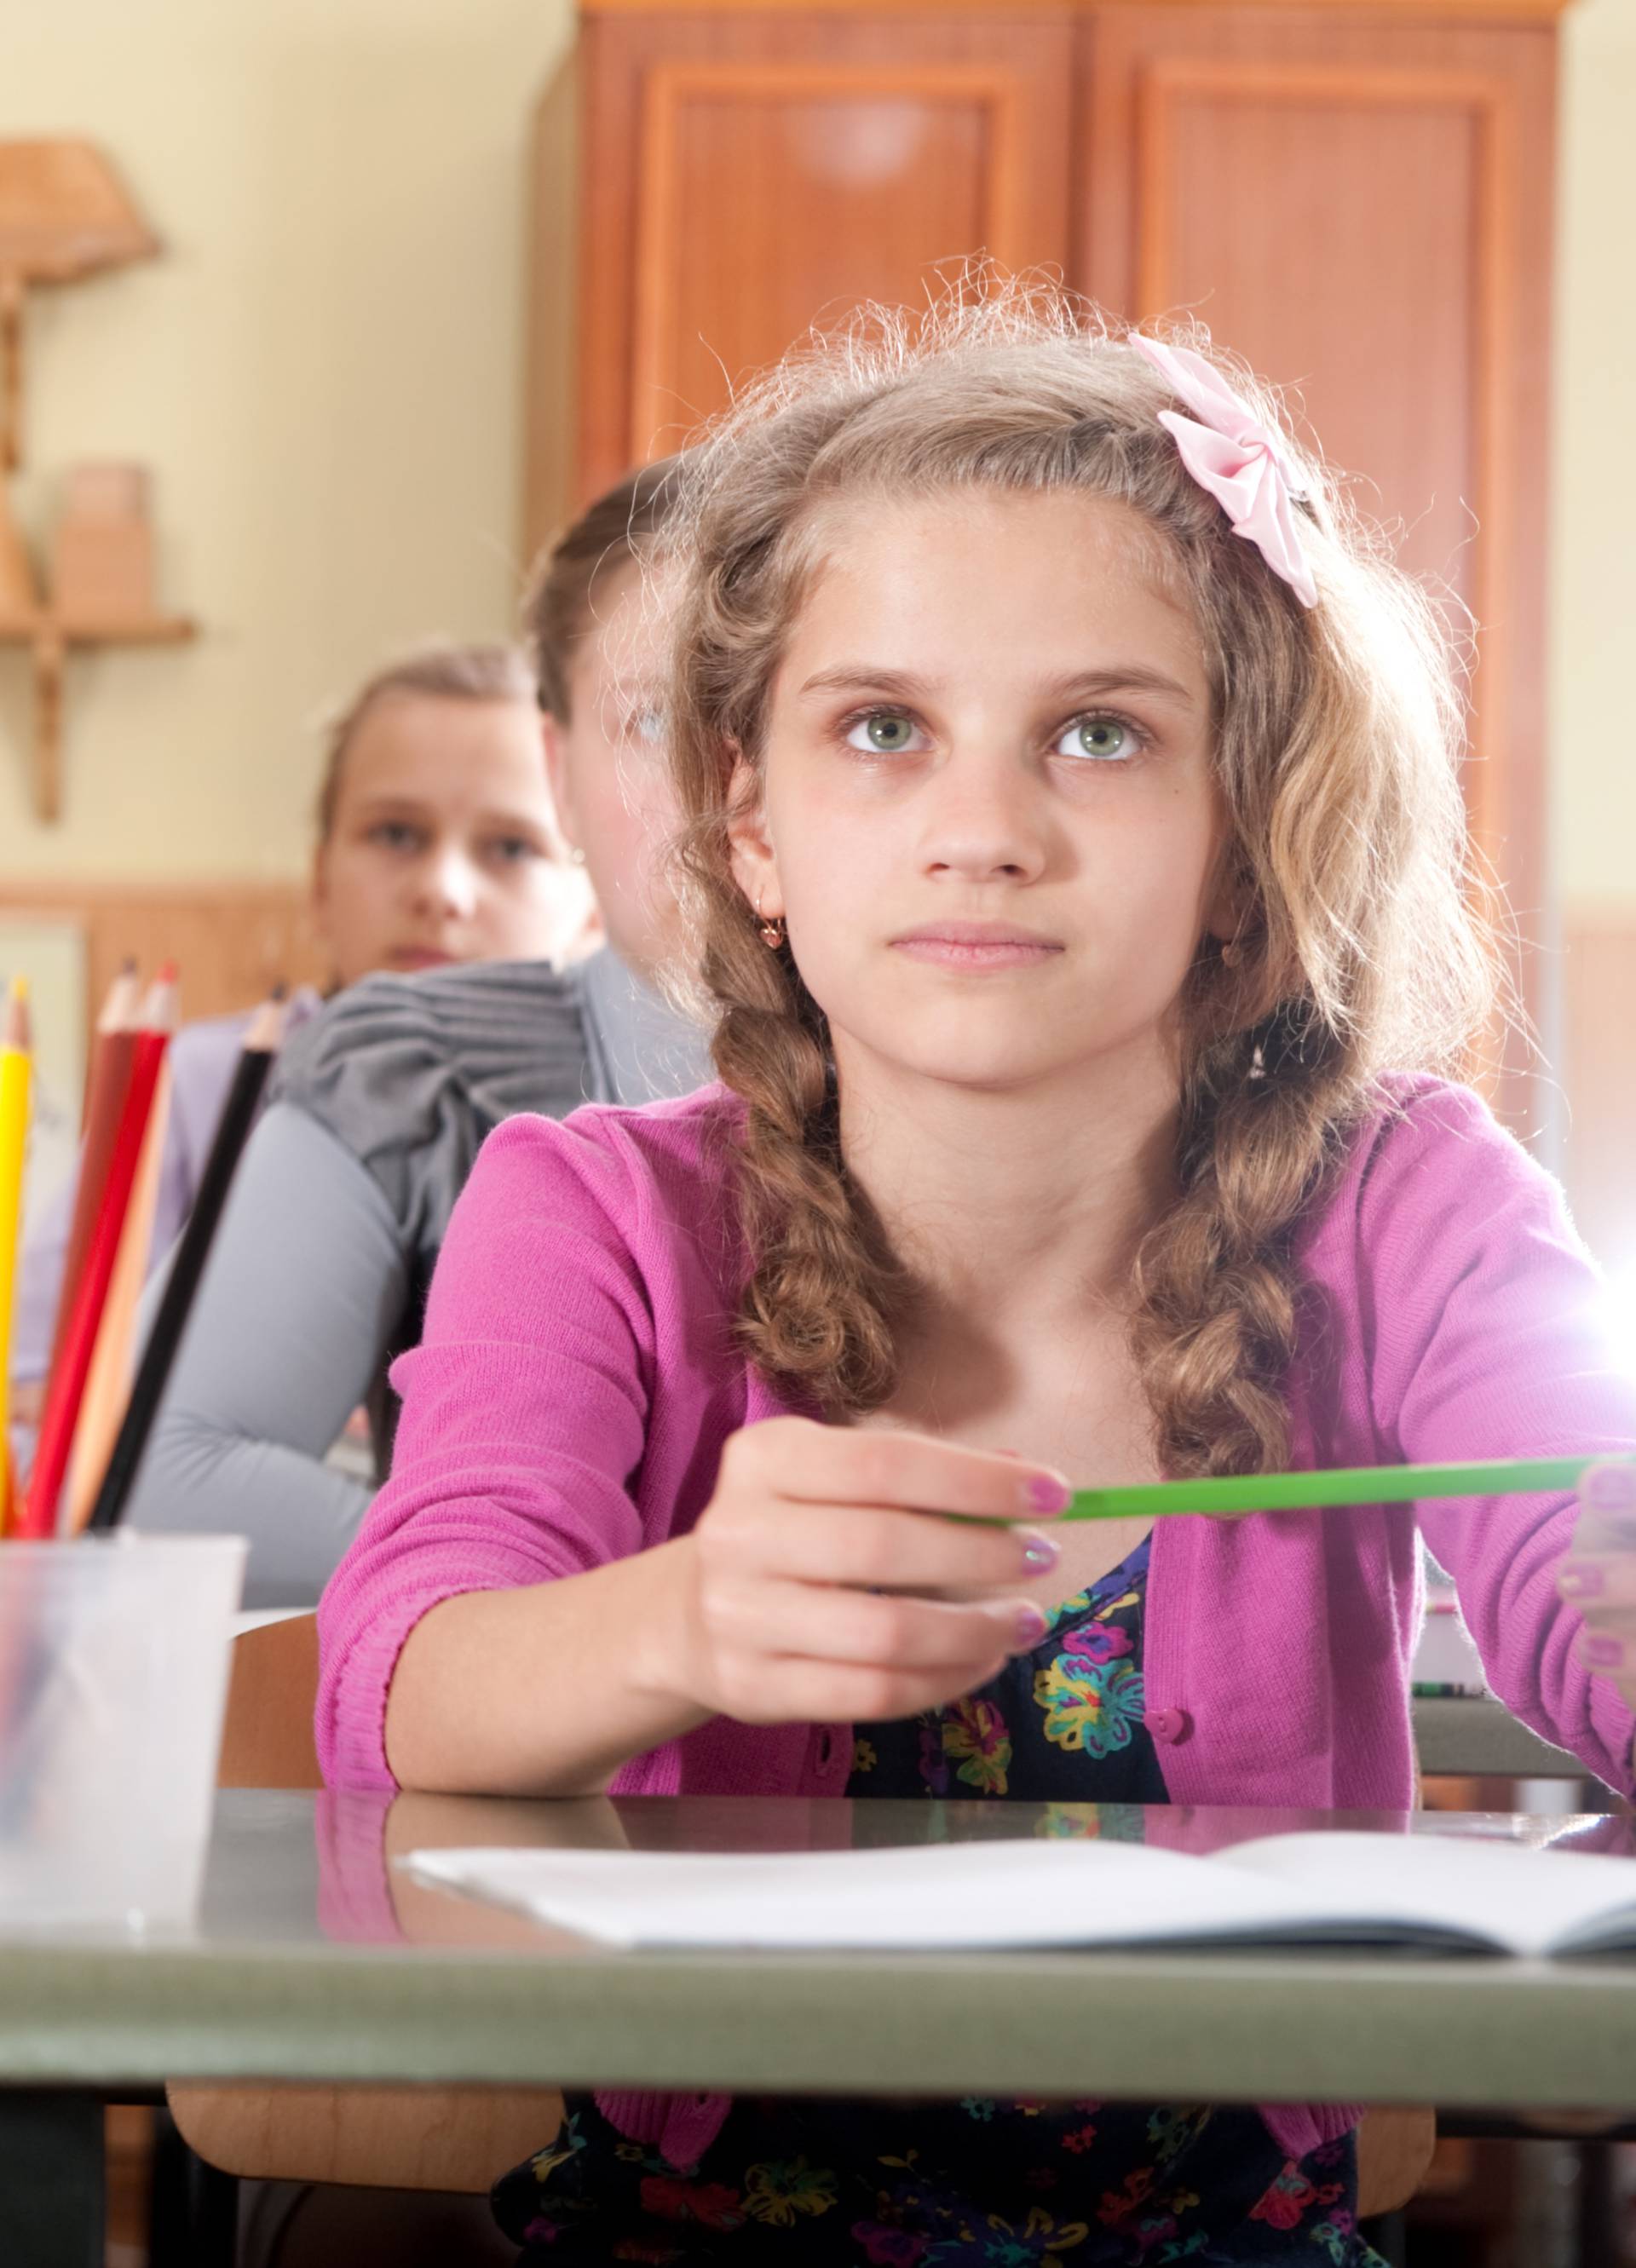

{"left": 704, "top": 905, "right": 910, "bottom": 1411}
{"left": 1132, "top": 1006, "right": 1357, "bottom": 1476}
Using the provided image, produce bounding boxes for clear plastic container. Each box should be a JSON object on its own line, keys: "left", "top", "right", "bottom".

{"left": 0, "top": 1534, "right": 246, "bottom": 1936}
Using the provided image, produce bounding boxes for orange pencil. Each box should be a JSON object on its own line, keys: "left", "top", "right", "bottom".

{"left": 20, "top": 968, "right": 177, "bottom": 1540}
{"left": 45, "top": 960, "right": 141, "bottom": 1386}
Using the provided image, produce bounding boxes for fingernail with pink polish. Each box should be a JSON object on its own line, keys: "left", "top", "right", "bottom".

{"left": 1583, "top": 1464, "right": 1636, "bottom": 1513}
{"left": 1025, "top": 1473, "right": 1072, "bottom": 1516}
{"left": 1020, "top": 1533, "right": 1060, "bottom": 1572}
{"left": 1585, "top": 1634, "right": 1625, "bottom": 1667}
{"left": 1559, "top": 1563, "right": 1607, "bottom": 1599}
{"left": 1013, "top": 1604, "right": 1051, "bottom": 1650}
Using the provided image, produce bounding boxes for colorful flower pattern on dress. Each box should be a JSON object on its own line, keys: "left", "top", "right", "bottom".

{"left": 1061, "top": 1621, "right": 1133, "bottom": 1667}
{"left": 1034, "top": 1655, "right": 1146, "bottom": 1758}
{"left": 742, "top": 2157, "right": 840, "bottom": 2226}
{"left": 942, "top": 1697, "right": 1013, "bottom": 1794}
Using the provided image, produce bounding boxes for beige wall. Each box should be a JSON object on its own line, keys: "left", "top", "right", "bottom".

{"left": 3, "top": 0, "right": 575, "bottom": 877}
{"left": 3, "top": 0, "right": 1633, "bottom": 918}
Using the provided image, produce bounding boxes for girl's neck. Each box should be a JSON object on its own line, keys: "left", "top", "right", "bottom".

{"left": 835, "top": 1031, "right": 1182, "bottom": 1330}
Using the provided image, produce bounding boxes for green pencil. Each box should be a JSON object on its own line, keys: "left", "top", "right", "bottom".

{"left": 1063, "top": 1453, "right": 1636, "bottom": 1523}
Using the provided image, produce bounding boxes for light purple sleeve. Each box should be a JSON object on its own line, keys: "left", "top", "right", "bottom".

{"left": 315, "top": 1112, "right": 659, "bottom": 1791}
{"left": 1361, "top": 1083, "right": 1636, "bottom": 1789}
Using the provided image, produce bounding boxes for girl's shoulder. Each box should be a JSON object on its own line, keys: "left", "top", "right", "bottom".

{"left": 168, "top": 986, "right": 324, "bottom": 1102}
{"left": 475, "top": 1085, "right": 748, "bottom": 1258}
{"left": 442, "top": 1087, "right": 751, "bottom": 1334}
{"left": 1307, "top": 1070, "right": 1581, "bottom": 1283}
{"left": 268, "top": 959, "right": 590, "bottom": 1246}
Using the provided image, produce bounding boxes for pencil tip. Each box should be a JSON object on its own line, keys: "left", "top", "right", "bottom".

{"left": 155, "top": 960, "right": 179, "bottom": 984}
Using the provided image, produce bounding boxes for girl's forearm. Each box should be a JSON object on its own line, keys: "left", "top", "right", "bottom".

{"left": 383, "top": 1535, "right": 712, "bottom": 1796}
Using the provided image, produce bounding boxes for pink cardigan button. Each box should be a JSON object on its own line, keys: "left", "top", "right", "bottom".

{"left": 1143, "top": 1707, "right": 1192, "bottom": 1745}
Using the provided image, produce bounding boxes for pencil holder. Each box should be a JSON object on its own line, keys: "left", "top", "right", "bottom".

{"left": 0, "top": 1533, "right": 245, "bottom": 1935}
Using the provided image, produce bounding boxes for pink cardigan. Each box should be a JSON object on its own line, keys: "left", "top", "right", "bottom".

{"left": 318, "top": 1075, "right": 1636, "bottom": 2164}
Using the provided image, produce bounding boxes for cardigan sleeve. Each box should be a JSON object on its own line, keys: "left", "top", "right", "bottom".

{"left": 1357, "top": 1079, "right": 1636, "bottom": 1792}
{"left": 315, "top": 1110, "right": 660, "bottom": 1791}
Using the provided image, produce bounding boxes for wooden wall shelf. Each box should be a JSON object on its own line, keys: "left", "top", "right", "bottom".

{"left": 0, "top": 612, "right": 196, "bottom": 823}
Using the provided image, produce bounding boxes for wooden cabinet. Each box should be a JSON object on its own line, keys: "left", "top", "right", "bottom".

{"left": 1079, "top": 3, "right": 1558, "bottom": 938}
{"left": 570, "top": 8, "right": 1077, "bottom": 504}
{"left": 543, "top": 0, "right": 1566, "bottom": 1079}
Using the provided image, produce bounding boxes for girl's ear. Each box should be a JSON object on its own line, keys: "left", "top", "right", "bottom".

{"left": 725, "top": 751, "right": 783, "bottom": 921}
{"left": 1202, "top": 840, "right": 1253, "bottom": 958}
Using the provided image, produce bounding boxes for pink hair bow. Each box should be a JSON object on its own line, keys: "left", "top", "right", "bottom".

{"left": 1128, "top": 334, "right": 1318, "bottom": 608}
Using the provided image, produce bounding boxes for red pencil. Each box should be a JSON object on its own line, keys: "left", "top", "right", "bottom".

{"left": 18, "top": 967, "right": 179, "bottom": 1541}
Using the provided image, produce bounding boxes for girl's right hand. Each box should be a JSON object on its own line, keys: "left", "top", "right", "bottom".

{"left": 672, "top": 1416, "right": 1069, "bottom": 1728}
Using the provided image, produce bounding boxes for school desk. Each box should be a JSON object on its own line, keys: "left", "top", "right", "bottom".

{"left": 1413, "top": 1693, "right": 1584, "bottom": 1780}
{"left": 3, "top": 1793, "right": 1636, "bottom": 2265}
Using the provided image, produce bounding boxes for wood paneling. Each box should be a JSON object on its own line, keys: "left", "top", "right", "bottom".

{"left": 0, "top": 878, "right": 325, "bottom": 1048}
{"left": 569, "top": 9, "right": 1074, "bottom": 512}
{"left": 1561, "top": 907, "right": 1636, "bottom": 1281}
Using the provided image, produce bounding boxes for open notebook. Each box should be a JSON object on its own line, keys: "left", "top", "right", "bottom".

{"left": 400, "top": 1830, "right": 1636, "bottom": 1958}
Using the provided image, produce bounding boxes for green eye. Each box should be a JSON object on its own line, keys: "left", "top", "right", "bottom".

{"left": 1056, "top": 715, "right": 1137, "bottom": 763}
{"left": 846, "top": 711, "right": 920, "bottom": 754}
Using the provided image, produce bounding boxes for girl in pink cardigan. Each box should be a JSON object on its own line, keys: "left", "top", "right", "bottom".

{"left": 320, "top": 296, "right": 1636, "bottom": 2265}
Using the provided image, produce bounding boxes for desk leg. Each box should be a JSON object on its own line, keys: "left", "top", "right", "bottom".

{"left": 0, "top": 2091, "right": 104, "bottom": 2268}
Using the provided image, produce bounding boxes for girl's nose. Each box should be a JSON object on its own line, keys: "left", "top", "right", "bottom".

{"left": 919, "top": 767, "right": 1048, "bottom": 884}
{"left": 414, "top": 847, "right": 480, "bottom": 921}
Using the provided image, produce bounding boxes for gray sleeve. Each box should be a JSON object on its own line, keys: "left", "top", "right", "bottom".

{"left": 123, "top": 1103, "right": 409, "bottom": 1609}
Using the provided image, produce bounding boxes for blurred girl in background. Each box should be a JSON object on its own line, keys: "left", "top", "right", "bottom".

{"left": 10, "top": 639, "right": 584, "bottom": 1431}
{"left": 124, "top": 460, "right": 712, "bottom": 1604}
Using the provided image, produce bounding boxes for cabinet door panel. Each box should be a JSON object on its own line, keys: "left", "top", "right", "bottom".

{"left": 574, "top": 12, "right": 1074, "bottom": 504}
{"left": 1082, "top": 8, "right": 1555, "bottom": 935}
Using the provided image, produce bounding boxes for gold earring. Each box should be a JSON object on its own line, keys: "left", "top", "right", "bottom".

{"left": 756, "top": 896, "right": 786, "bottom": 949}
{"left": 1220, "top": 935, "right": 1243, "bottom": 969}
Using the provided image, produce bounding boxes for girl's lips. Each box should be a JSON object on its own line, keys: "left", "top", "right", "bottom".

{"left": 890, "top": 931, "right": 1063, "bottom": 970}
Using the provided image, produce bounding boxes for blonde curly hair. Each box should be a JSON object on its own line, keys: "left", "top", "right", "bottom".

{"left": 658, "top": 282, "right": 1496, "bottom": 1475}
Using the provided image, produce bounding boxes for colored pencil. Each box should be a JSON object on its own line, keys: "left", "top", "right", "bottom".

{"left": 44, "top": 960, "right": 141, "bottom": 1384}
{"left": 88, "top": 988, "right": 288, "bottom": 1534}
{"left": 1063, "top": 1453, "right": 1636, "bottom": 1524}
{"left": 20, "top": 969, "right": 177, "bottom": 1540}
{"left": 0, "top": 980, "right": 34, "bottom": 1536}
{"left": 62, "top": 1056, "right": 173, "bottom": 1534}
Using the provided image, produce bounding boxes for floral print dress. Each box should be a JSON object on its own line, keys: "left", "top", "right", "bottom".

{"left": 493, "top": 1538, "right": 1386, "bottom": 2267}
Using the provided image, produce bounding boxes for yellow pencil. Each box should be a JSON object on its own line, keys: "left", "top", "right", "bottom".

{"left": 0, "top": 978, "right": 35, "bottom": 1537}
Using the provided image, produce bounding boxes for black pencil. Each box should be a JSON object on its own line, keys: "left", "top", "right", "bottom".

{"left": 86, "top": 990, "right": 289, "bottom": 1534}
